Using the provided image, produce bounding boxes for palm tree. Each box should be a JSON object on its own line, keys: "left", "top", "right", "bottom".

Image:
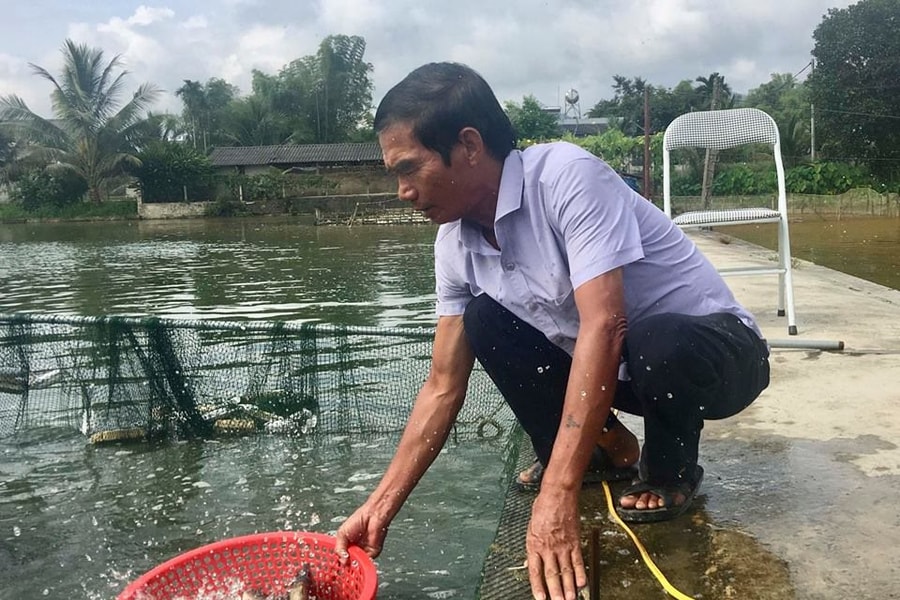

{"left": 221, "top": 96, "right": 291, "bottom": 146}
{"left": 175, "top": 79, "right": 205, "bottom": 151}
{"left": 693, "top": 73, "right": 733, "bottom": 207}
{"left": 0, "top": 39, "right": 159, "bottom": 203}
{"left": 694, "top": 72, "right": 733, "bottom": 110}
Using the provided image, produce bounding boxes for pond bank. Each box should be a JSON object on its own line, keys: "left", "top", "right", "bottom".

{"left": 3, "top": 188, "right": 897, "bottom": 225}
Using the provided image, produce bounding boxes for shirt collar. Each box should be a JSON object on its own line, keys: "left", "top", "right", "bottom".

{"left": 495, "top": 149, "right": 524, "bottom": 222}
{"left": 458, "top": 150, "right": 524, "bottom": 251}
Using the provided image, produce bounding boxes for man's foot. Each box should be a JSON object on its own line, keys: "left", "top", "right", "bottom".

{"left": 616, "top": 465, "right": 704, "bottom": 523}
{"left": 598, "top": 418, "right": 640, "bottom": 468}
{"left": 516, "top": 420, "right": 640, "bottom": 490}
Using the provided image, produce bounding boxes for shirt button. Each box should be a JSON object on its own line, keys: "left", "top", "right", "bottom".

{"left": 503, "top": 263, "right": 516, "bottom": 272}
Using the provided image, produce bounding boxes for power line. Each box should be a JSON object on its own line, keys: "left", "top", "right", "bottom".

{"left": 817, "top": 107, "right": 900, "bottom": 120}
{"left": 793, "top": 61, "right": 814, "bottom": 79}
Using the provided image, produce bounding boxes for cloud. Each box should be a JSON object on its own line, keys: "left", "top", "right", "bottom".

{"left": 125, "top": 6, "right": 176, "bottom": 27}
{"left": 1, "top": 0, "right": 858, "bottom": 120}
{"left": 181, "top": 15, "right": 209, "bottom": 30}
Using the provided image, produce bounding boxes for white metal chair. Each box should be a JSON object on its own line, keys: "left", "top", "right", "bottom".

{"left": 663, "top": 107, "right": 798, "bottom": 335}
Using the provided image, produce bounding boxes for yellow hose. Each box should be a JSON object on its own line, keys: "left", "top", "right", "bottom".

{"left": 601, "top": 480, "right": 695, "bottom": 600}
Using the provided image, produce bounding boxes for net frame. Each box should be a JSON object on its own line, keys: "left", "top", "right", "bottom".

{"left": 0, "top": 312, "right": 511, "bottom": 441}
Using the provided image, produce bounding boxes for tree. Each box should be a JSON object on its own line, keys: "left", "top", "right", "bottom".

{"left": 221, "top": 96, "right": 291, "bottom": 146}
{"left": 250, "top": 68, "right": 315, "bottom": 144}
{"left": 0, "top": 130, "right": 18, "bottom": 193}
{"left": 0, "top": 39, "right": 160, "bottom": 203}
{"left": 694, "top": 72, "right": 733, "bottom": 110}
{"left": 504, "top": 95, "right": 561, "bottom": 141}
{"left": 247, "top": 35, "right": 374, "bottom": 144}
{"left": 588, "top": 76, "right": 649, "bottom": 136}
{"left": 176, "top": 78, "right": 238, "bottom": 152}
{"left": 176, "top": 79, "right": 205, "bottom": 149}
{"left": 314, "top": 35, "right": 374, "bottom": 142}
{"left": 807, "top": 0, "right": 900, "bottom": 183}
{"left": 743, "top": 73, "right": 811, "bottom": 166}
{"left": 588, "top": 76, "right": 705, "bottom": 135}
{"left": 694, "top": 73, "right": 733, "bottom": 206}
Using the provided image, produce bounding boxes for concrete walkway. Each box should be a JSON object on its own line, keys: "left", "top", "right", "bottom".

{"left": 479, "top": 230, "right": 900, "bottom": 599}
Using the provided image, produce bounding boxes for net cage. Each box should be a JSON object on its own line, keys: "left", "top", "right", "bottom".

{"left": 0, "top": 312, "right": 512, "bottom": 443}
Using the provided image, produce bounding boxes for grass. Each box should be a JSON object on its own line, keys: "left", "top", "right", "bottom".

{"left": 0, "top": 200, "right": 138, "bottom": 221}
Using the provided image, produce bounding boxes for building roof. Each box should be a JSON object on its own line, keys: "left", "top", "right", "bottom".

{"left": 209, "top": 142, "right": 383, "bottom": 168}
{"left": 559, "top": 117, "right": 609, "bottom": 137}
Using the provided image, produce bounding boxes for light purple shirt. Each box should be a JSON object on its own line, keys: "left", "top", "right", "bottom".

{"left": 434, "top": 141, "right": 761, "bottom": 355}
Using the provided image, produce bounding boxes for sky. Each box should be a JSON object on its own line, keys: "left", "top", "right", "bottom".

{"left": 0, "top": 0, "right": 855, "bottom": 119}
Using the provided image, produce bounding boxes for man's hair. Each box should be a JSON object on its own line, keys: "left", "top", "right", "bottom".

{"left": 374, "top": 62, "right": 517, "bottom": 165}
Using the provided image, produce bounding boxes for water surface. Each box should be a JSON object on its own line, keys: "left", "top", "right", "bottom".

{"left": 727, "top": 216, "right": 900, "bottom": 291}
{"left": 0, "top": 218, "right": 439, "bottom": 326}
{"left": 0, "top": 218, "right": 517, "bottom": 599}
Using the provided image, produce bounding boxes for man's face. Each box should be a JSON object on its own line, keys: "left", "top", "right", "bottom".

{"left": 379, "top": 122, "right": 474, "bottom": 225}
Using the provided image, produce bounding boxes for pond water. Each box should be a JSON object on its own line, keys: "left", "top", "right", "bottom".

{"left": 0, "top": 218, "right": 440, "bottom": 327}
{"left": 727, "top": 215, "right": 900, "bottom": 291}
{"left": 0, "top": 218, "right": 516, "bottom": 599}
{"left": 2, "top": 427, "right": 514, "bottom": 599}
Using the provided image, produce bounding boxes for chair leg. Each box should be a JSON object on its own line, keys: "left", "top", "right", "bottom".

{"left": 778, "top": 218, "right": 798, "bottom": 335}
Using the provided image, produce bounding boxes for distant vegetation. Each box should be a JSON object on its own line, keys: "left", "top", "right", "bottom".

{"left": 0, "top": 0, "right": 896, "bottom": 217}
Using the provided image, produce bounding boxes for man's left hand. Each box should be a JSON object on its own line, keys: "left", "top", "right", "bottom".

{"left": 526, "top": 488, "right": 587, "bottom": 600}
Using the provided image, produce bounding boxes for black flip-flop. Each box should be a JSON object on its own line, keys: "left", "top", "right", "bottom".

{"left": 615, "top": 465, "right": 704, "bottom": 523}
{"left": 515, "top": 447, "right": 638, "bottom": 492}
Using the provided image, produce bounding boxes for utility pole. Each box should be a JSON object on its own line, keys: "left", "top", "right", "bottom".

{"left": 810, "top": 58, "right": 816, "bottom": 162}
{"left": 643, "top": 86, "right": 652, "bottom": 200}
{"left": 700, "top": 77, "right": 721, "bottom": 209}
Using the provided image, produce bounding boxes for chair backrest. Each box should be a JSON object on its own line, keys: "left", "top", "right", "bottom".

{"left": 663, "top": 107, "right": 787, "bottom": 216}
{"left": 664, "top": 108, "right": 779, "bottom": 151}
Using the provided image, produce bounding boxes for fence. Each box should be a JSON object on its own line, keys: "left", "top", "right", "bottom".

{"left": 669, "top": 188, "right": 899, "bottom": 219}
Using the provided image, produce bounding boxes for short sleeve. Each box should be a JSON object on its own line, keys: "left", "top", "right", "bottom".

{"left": 434, "top": 224, "right": 473, "bottom": 316}
{"left": 544, "top": 157, "right": 644, "bottom": 289}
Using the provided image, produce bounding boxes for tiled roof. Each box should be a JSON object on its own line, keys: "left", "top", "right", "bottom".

{"left": 209, "top": 143, "right": 383, "bottom": 167}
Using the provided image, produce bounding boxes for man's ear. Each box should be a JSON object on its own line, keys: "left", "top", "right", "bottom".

{"left": 457, "top": 127, "right": 485, "bottom": 166}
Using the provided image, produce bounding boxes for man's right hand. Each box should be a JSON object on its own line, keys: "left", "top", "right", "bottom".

{"left": 334, "top": 504, "right": 390, "bottom": 565}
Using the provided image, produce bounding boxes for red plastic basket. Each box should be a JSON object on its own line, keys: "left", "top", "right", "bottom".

{"left": 117, "top": 531, "right": 377, "bottom": 600}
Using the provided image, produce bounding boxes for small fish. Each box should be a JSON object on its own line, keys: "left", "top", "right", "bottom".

{"left": 288, "top": 563, "right": 312, "bottom": 600}
{"left": 241, "top": 588, "right": 266, "bottom": 600}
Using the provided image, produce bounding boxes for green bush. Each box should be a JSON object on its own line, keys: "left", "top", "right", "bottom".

{"left": 669, "top": 175, "right": 701, "bottom": 196}
{"left": 131, "top": 142, "right": 214, "bottom": 202}
{"left": 205, "top": 197, "right": 247, "bottom": 217}
{"left": 11, "top": 168, "right": 88, "bottom": 211}
{"left": 244, "top": 170, "right": 284, "bottom": 202}
{"left": 0, "top": 199, "right": 136, "bottom": 220}
{"left": 785, "top": 162, "right": 872, "bottom": 194}
{"left": 713, "top": 164, "right": 777, "bottom": 195}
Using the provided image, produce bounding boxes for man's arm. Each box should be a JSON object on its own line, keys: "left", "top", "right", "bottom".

{"left": 527, "top": 268, "right": 627, "bottom": 600}
{"left": 335, "top": 314, "right": 475, "bottom": 559}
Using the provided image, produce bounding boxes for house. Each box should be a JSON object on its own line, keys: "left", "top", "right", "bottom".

{"left": 208, "top": 143, "right": 384, "bottom": 176}
{"left": 208, "top": 142, "right": 394, "bottom": 199}
{"left": 558, "top": 116, "right": 609, "bottom": 137}
{"left": 540, "top": 106, "right": 610, "bottom": 137}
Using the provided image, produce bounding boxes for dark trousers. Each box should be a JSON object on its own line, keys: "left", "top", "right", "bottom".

{"left": 462, "top": 294, "right": 770, "bottom": 485}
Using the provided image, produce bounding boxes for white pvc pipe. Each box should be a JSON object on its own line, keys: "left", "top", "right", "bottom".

{"left": 768, "top": 339, "right": 844, "bottom": 351}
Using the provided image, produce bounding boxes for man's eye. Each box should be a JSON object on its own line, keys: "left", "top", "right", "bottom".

{"left": 394, "top": 163, "right": 418, "bottom": 176}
